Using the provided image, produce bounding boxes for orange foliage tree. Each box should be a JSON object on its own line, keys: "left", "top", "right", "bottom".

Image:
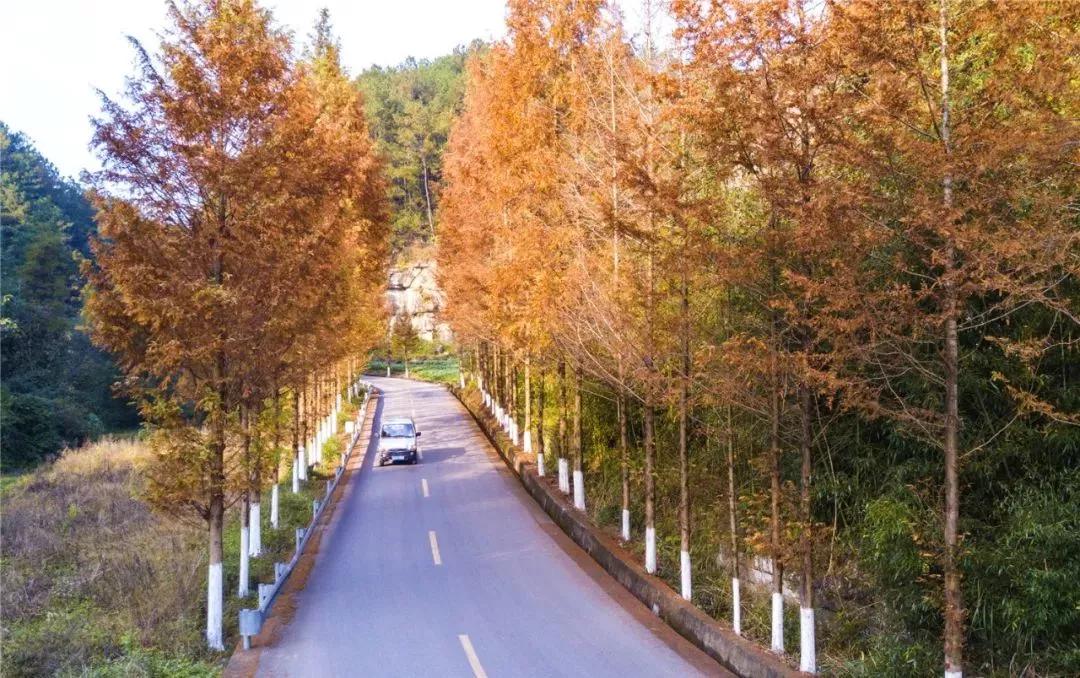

{"left": 83, "top": 0, "right": 386, "bottom": 649}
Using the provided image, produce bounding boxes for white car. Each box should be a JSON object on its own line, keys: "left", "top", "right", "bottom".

{"left": 378, "top": 417, "right": 420, "bottom": 466}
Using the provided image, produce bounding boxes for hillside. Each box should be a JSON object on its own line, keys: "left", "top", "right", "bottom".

{"left": 0, "top": 123, "right": 138, "bottom": 469}
{"left": 355, "top": 44, "right": 481, "bottom": 253}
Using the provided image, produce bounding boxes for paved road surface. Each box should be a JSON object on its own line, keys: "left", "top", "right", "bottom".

{"left": 256, "top": 376, "right": 728, "bottom": 678}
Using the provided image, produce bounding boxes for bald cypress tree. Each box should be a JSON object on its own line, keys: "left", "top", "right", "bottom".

{"left": 84, "top": 0, "right": 387, "bottom": 649}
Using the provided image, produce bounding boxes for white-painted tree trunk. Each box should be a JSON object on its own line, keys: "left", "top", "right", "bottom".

{"left": 510, "top": 420, "right": 519, "bottom": 445}
{"left": 206, "top": 562, "right": 223, "bottom": 650}
{"left": 558, "top": 458, "right": 569, "bottom": 494}
{"left": 800, "top": 606, "right": 816, "bottom": 673}
{"left": 732, "top": 578, "right": 742, "bottom": 635}
{"left": 645, "top": 526, "right": 657, "bottom": 574}
{"left": 459, "top": 371, "right": 465, "bottom": 389}
{"left": 537, "top": 453, "right": 545, "bottom": 477}
{"left": 523, "top": 430, "right": 532, "bottom": 453}
{"left": 573, "top": 469, "right": 585, "bottom": 511}
{"left": 249, "top": 502, "right": 262, "bottom": 556}
{"left": 238, "top": 526, "right": 250, "bottom": 597}
{"left": 944, "top": 671, "right": 963, "bottom": 678}
{"left": 298, "top": 445, "right": 307, "bottom": 481}
{"left": 621, "top": 509, "right": 630, "bottom": 541}
{"left": 771, "top": 592, "right": 784, "bottom": 654}
{"left": 680, "top": 550, "right": 692, "bottom": 600}
{"left": 292, "top": 459, "right": 299, "bottom": 493}
{"left": 270, "top": 484, "right": 280, "bottom": 529}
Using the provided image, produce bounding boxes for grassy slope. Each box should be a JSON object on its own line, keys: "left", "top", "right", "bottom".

{"left": 0, "top": 396, "right": 365, "bottom": 677}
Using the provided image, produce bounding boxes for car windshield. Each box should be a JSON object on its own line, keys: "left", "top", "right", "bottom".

{"left": 382, "top": 423, "right": 414, "bottom": 438}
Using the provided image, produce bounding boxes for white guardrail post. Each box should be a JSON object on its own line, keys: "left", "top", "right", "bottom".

{"left": 239, "top": 380, "right": 374, "bottom": 649}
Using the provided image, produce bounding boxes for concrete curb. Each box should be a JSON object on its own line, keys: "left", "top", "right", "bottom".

{"left": 451, "top": 384, "right": 804, "bottom": 678}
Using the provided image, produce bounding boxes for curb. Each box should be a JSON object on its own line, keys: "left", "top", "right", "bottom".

{"left": 450, "top": 384, "right": 804, "bottom": 678}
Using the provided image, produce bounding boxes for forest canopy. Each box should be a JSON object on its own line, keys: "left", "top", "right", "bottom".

{"left": 355, "top": 44, "right": 481, "bottom": 253}
{"left": 0, "top": 123, "right": 137, "bottom": 469}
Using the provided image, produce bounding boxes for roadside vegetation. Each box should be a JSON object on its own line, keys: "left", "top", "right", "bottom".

{"left": 0, "top": 437, "right": 212, "bottom": 676}
{"left": 368, "top": 356, "right": 460, "bottom": 385}
{"left": 1, "top": 396, "right": 362, "bottom": 676}
{"left": 0, "top": 125, "right": 139, "bottom": 471}
{"left": 437, "top": 1, "right": 1078, "bottom": 675}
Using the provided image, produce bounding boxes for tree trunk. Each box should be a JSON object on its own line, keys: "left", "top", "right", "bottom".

{"left": 679, "top": 372, "right": 691, "bottom": 600}
{"left": 939, "top": 3, "right": 964, "bottom": 675}
{"left": 799, "top": 385, "right": 815, "bottom": 673}
{"left": 206, "top": 396, "right": 226, "bottom": 650}
{"left": 239, "top": 492, "right": 250, "bottom": 597}
{"left": 619, "top": 388, "right": 630, "bottom": 541}
{"left": 271, "top": 388, "right": 282, "bottom": 529}
{"left": 770, "top": 332, "right": 784, "bottom": 654}
{"left": 313, "top": 373, "right": 321, "bottom": 465}
{"left": 558, "top": 359, "right": 569, "bottom": 495}
{"left": 572, "top": 364, "right": 585, "bottom": 511}
{"left": 726, "top": 404, "right": 741, "bottom": 635}
{"left": 644, "top": 245, "right": 657, "bottom": 574}
{"left": 644, "top": 399, "right": 657, "bottom": 574}
{"left": 292, "top": 383, "right": 302, "bottom": 492}
{"left": 299, "top": 378, "right": 309, "bottom": 482}
{"left": 249, "top": 405, "right": 263, "bottom": 557}
{"left": 679, "top": 266, "right": 691, "bottom": 601}
{"left": 249, "top": 488, "right": 262, "bottom": 556}
{"left": 536, "top": 366, "right": 546, "bottom": 476}
{"left": 238, "top": 407, "right": 251, "bottom": 597}
{"left": 493, "top": 345, "right": 502, "bottom": 422}
{"left": 524, "top": 356, "right": 533, "bottom": 453}
{"left": 421, "top": 154, "right": 435, "bottom": 241}
{"left": 509, "top": 361, "right": 518, "bottom": 443}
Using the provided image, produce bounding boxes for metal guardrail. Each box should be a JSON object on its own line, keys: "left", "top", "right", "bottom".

{"left": 239, "top": 381, "right": 375, "bottom": 649}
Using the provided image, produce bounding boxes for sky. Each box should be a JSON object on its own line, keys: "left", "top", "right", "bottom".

{"left": 1, "top": 0, "right": 509, "bottom": 180}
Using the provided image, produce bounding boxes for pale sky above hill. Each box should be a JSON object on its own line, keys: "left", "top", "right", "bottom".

{"left": 1, "top": 0, "right": 509, "bottom": 179}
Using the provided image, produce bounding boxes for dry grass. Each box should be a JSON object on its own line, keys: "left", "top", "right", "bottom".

{"left": 1, "top": 437, "right": 211, "bottom": 677}
{"left": 49, "top": 436, "right": 150, "bottom": 476}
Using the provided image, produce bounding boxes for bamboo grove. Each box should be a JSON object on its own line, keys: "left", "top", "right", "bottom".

{"left": 82, "top": 2, "right": 388, "bottom": 650}
{"left": 437, "top": 1, "right": 1078, "bottom": 675}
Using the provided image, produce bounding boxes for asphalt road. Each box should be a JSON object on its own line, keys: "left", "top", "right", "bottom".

{"left": 256, "top": 376, "right": 728, "bottom": 678}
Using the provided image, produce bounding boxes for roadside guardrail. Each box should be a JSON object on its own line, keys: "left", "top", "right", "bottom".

{"left": 238, "top": 381, "right": 374, "bottom": 649}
